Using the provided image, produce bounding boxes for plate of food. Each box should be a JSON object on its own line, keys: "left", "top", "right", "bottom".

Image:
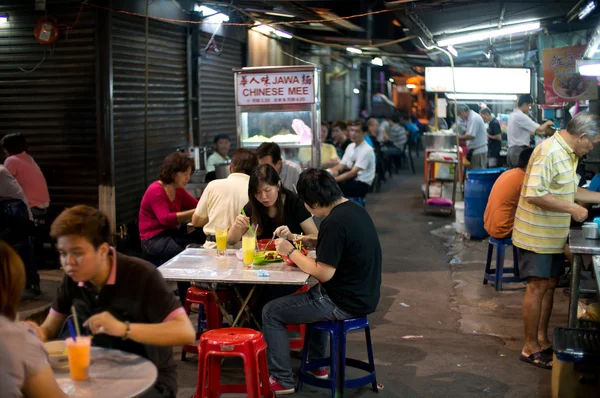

{"left": 552, "top": 74, "right": 588, "bottom": 99}
{"left": 253, "top": 250, "right": 283, "bottom": 265}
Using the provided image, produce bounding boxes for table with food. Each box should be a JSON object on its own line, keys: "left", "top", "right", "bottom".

{"left": 157, "top": 246, "right": 311, "bottom": 328}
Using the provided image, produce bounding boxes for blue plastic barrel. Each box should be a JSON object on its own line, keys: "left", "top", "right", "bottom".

{"left": 464, "top": 168, "right": 507, "bottom": 239}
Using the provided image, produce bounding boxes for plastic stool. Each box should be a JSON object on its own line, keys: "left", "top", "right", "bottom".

{"left": 194, "top": 328, "right": 272, "bottom": 398}
{"left": 483, "top": 237, "right": 520, "bottom": 291}
{"left": 287, "top": 284, "right": 309, "bottom": 350}
{"left": 298, "top": 317, "right": 378, "bottom": 397}
{"left": 347, "top": 197, "right": 366, "bottom": 207}
{"left": 182, "top": 287, "right": 236, "bottom": 361}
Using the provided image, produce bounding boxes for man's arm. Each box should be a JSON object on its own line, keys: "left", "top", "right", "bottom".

{"left": 533, "top": 120, "right": 554, "bottom": 134}
{"left": 335, "top": 166, "right": 361, "bottom": 183}
{"left": 24, "top": 312, "right": 67, "bottom": 342}
{"left": 191, "top": 213, "right": 208, "bottom": 228}
{"left": 487, "top": 133, "right": 502, "bottom": 141}
{"left": 575, "top": 187, "right": 600, "bottom": 204}
{"left": 288, "top": 251, "right": 336, "bottom": 283}
{"left": 526, "top": 194, "right": 588, "bottom": 222}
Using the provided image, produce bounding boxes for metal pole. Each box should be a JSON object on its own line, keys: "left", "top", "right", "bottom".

{"left": 568, "top": 254, "right": 582, "bottom": 327}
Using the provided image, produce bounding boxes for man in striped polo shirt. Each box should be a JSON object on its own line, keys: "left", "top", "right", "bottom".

{"left": 513, "top": 112, "right": 600, "bottom": 369}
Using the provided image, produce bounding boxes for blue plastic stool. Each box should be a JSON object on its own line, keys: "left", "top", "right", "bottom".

{"left": 483, "top": 237, "right": 520, "bottom": 291}
{"left": 298, "top": 317, "right": 378, "bottom": 397}
{"left": 348, "top": 197, "right": 366, "bottom": 207}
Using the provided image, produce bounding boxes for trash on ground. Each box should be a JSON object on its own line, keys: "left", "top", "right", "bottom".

{"left": 399, "top": 302, "right": 410, "bottom": 307}
{"left": 402, "top": 335, "right": 424, "bottom": 339}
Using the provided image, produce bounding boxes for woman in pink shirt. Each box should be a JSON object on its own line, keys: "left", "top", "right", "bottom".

{"left": 139, "top": 153, "right": 201, "bottom": 262}
{"left": 1, "top": 133, "right": 50, "bottom": 217}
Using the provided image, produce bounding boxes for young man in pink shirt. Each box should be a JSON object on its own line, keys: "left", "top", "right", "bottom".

{"left": 1, "top": 133, "right": 50, "bottom": 217}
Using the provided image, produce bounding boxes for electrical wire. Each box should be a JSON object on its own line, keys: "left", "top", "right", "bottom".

{"left": 281, "top": 50, "right": 317, "bottom": 66}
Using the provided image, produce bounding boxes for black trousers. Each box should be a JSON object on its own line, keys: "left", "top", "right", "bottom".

{"left": 338, "top": 179, "right": 370, "bottom": 198}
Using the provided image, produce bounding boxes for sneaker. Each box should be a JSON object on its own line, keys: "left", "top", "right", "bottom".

{"left": 269, "top": 376, "right": 295, "bottom": 395}
{"left": 307, "top": 368, "right": 329, "bottom": 379}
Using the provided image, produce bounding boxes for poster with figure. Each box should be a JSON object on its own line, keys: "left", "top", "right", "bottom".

{"left": 542, "top": 45, "right": 597, "bottom": 104}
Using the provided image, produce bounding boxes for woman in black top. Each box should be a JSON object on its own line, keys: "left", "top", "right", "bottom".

{"left": 227, "top": 164, "right": 317, "bottom": 244}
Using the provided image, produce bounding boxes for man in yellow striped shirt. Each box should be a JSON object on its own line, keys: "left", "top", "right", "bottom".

{"left": 513, "top": 112, "right": 600, "bottom": 369}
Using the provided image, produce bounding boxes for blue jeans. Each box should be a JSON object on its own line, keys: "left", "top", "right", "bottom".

{"left": 262, "top": 284, "right": 355, "bottom": 388}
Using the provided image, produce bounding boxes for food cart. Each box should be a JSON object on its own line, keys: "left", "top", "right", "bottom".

{"left": 233, "top": 65, "right": 322, "bottom": 168}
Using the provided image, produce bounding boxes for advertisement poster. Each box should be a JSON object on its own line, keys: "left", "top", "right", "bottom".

{"left": 542, "top": 45, "right": 597, "bottom": 104}
{"left": 237, "top": 71, "right": 314, "bottom": 106}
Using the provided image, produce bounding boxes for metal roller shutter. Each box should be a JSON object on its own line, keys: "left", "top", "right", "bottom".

{"left": 198, "top": 33, "right": 243, "bottom": 146}
{"left": 112, "top": 14, "right": 189, "bottom": 227}
{"left": 0, "top": 1, "right": 97, "bottom": 212}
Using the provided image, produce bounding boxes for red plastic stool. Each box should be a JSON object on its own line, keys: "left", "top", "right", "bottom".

{"left": 194, "top": 328, "right": 273, "bottom": 398}
{"left": 287, "top": 284, "right": 309, "bottom": 350}
{"left": 182, "top": 287, "right": 236, "bottom": 361}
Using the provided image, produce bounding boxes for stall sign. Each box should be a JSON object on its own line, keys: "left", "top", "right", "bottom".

{"left": 237, "top": 71, "right": 314, "bottom": 106}
{"left": 542, "top": 46, "right": 597, "bottom": 104}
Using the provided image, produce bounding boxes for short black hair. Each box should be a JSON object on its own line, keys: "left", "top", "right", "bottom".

{"left": 256, "top": 142, "right": 281, "bottom": 164}
{"left": 518, "top": 94, "right": 534, "bottom": 107}
{"left": 1, "top": 133, "right": 28, "bottom": 155}
{"left": 296, "top": 168, "right": 343, "bottom": 208}
{"left": 230, "top": 148, "right": 258, "bottom": 176}
{"left": 331, "top": 120, "right": 347, "bottom": 131}
{"left": 213, "top": 134, "right": 230, "bottom": 143}
{"left": 517, "top": 147, "right": 534, "bottom": 169}
{"left": 480, "top": 108, "right": 492, "bottom": 115}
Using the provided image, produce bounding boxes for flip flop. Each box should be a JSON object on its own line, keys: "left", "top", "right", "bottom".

{"left": 541, "top": 346, "right": 554, "bottom": 357}
{"left": 520, "top": 352, "right": 552, "bottom": 370}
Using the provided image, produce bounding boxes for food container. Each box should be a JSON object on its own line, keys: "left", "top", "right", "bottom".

{"left": 424, "top": 132, "right": 458, "bottom": 151}
{"left": 44, "top": 340, "right": 69, "bottom": 371}
{"left": 257, "top": 239, "right": 276, "bottom": 251}
{"left": 582, "top": 222, "right": 600, "bottom": 240}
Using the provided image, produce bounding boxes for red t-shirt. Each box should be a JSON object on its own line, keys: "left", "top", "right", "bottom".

{"left": 484, "top": 168, "right": 526, "bottom": 239}
{"left": 138, "top": 181, "right": 198, "bottom": 241}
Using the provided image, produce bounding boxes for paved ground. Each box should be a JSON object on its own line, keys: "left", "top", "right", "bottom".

{"left": 20, "top": 162, "right": 566, "bottom": 397}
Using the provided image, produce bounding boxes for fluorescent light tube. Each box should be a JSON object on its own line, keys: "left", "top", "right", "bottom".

{"left": 446, "top": 93, "right": 518, "bottom": 101}
{"left": 274, "top": 30, "right": 292, "bottom": 39}
{"left": 353, "top": 88, "right": 360, "bottom": 94}
{"left": 406, "top": 84, "right": 416, "bottom": 89}
{"left": 195, "top": 5, "right": 230, "bottom": 23}
{"left": 579, "top": 1, "right": 596, "bottom": 20}
{"left": 438, "top": 22, "right": 541, "bottom": 47}
{"left": 371, "top": 57, "right": 383, "bottom": 66}
{"left": 577, "top": 59, "right": 600, "bottom": 76}
{"left": 447, "top": 45, "right": 458, "bottom": 57}
{"left": 346, "top": 47, "right": 363, "bottom": 54}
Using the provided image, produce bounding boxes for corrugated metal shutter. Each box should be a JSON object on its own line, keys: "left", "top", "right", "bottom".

{"left": 112, "top": 15, "right": 189, "bottom": 227}
{"left": 0, "top": 2, "right": 98, "bottom": 212}
{"left": 198, "top": 34, "right": 243, "bottom": 146}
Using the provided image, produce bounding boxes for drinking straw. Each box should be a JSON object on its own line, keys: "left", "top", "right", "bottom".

{"left": 66, "top": 318, "right": 77, "bottom": 341}
{"left": 71, "top": 306, "right": 81, "bottom": 338}
{"left": 240, "top": 208, "right": 255, "bottom": 237}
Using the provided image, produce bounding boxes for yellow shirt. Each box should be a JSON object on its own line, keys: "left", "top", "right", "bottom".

{"left": 298, "top": 143, "right": 339, "bottom": 166}
{"left": 512, "top": 133, "right": 579, "bottom": 254}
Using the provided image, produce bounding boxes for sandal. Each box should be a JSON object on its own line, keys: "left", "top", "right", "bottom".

{"left": 520, "top": 352, "right": 552, "bottom": 370}
{"left": 541, "top": 346, "right": 554, "bottom": 357}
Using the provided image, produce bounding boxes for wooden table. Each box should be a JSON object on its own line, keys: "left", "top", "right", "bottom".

{"left": 55, "top": 347, "right": 157, "bottom": 398}
{"left": 567, "top": 229, "right": 600, "bottom": 327}
{"left": 158, "top": 248, "right": 310, "bottom": 327}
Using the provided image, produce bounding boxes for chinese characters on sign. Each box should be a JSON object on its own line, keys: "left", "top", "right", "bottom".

{"left": 237, "top": 71, "right": 315, "bottom": 106}
{"left": 542, "top": 46, "right": 597, "bottom": 104}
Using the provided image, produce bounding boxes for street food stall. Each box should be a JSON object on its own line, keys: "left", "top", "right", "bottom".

{"left": 233, "top": 65, "right": 322, "bottom": 168}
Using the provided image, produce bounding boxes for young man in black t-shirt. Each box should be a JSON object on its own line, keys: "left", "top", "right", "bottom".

{"left": 266, "top": 169, "right": 382, "bottom": 395}
{"left": 25, "top": 205, "right": 195, "bottom": 397}
{"left": 481, "top": 108, "right": 502, "bottom": 167}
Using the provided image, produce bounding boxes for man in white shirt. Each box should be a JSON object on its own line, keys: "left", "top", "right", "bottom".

{"left": 507, "top": 94, "right": 554, "bottom": 168}
{"left": 327, "top": 120, "right": 375, "bottom": 198}
{"left": 192, "top": 149, "right": 258, "bottom": 249}
{"left": 257, "top": 142, "right": 302, "bottom": 192}
{"left": 457, "top": 104, "right": 488, "bottom": 170}
{"left": 206, "top": 134, "right": 231, "bottom": 172}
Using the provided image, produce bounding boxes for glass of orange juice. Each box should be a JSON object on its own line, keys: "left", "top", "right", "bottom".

{"left": 65, "top": 336, "right": 91, "bottom": 381}
{"left": 242, "top": 233, "right": 256, "bottom": 267}
{"left": 215, "top": 226, "right": 227, "bottom": 257}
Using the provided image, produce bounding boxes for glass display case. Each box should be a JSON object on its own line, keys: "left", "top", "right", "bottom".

{"left": 234, "top": 65, "right": 321, "bottom": 168}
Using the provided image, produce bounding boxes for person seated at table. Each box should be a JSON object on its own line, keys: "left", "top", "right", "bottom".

{"left": 139, "top": 152, "right": 202, "bottom": 262}
{"left": 205, "top": 134, "right": 231, "bottom": 173}
{"left": 327, "top": 120, "right": 376, "bottom": 199}
{"left": 1, "top": 133, "right": 50, "bottom": 218}
{"left": 257, "top": 142, "right": 302, "bottom": 193}
{"left": 227, "top": 164, "right": 318, "bottom": 243}
{"left": 24, "top": 205, "right": 195, "bottom": 398}
{"left": 0, "top": 242, "right": 67, "bottom": 398}
{"left": 331, "top": 121, "right": 352, "bottom": 159}
{"left": 265, "top": 168, "right": 382, "bottom": 394}
{"left": 484, "top": 147, "right": 533, "bottom": 239}
{"left": 192, "top": 148, "right": 258, "bottom": 249}
{"left": 297, "top": 122, "right": 340, "bottom": 168}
